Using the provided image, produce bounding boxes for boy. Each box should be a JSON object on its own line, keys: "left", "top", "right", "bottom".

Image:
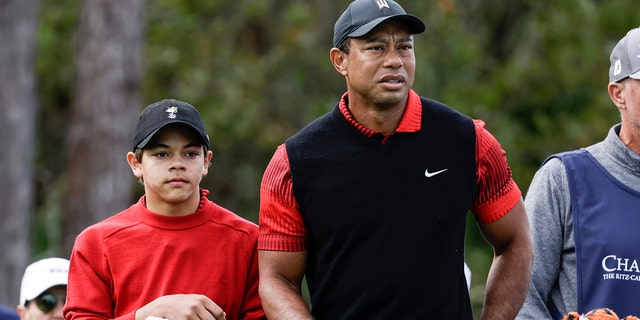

{"left": 64, "top": 99, "right": 264, "bottom": 320}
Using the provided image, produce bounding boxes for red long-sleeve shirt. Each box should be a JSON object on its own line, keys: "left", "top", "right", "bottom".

{"left": 64, "top": 189, "right": 265, "bottom": 320}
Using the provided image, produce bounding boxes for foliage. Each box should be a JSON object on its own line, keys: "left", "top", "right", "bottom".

{"left": 33, "top": 0, "right": 639, "bottom": 317}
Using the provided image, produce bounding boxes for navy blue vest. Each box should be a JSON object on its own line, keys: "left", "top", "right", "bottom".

{"left": 286, "top": 97, "right": 477, "bottom": 319}
{"left": 555, "top": 149, "right": 640, "bottom": 316}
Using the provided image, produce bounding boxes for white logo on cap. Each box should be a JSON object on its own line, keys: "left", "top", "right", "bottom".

{"left": 376, "top": 0, "right": 390, "bottom": 10}
{"left": 614, "top": 59, "right": 622, "bottom": 76}
{"left": 166, "top": 106, "right": 178, "bottom": 119}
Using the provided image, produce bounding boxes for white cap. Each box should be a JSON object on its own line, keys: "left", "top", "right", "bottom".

{"left": 19, "top": 258, "right": 69, "bottom": 305}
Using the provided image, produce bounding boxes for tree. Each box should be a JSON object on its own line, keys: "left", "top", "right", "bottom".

{"left": 62, "top": 0, "right": 146, "bottom": 255}
{"left": 0, "top": 0, "right": 40, "bottom": 307}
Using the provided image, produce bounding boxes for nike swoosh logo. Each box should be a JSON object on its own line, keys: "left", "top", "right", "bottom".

{"left": 425, "top": 168, "right": 448, "bottom": 178}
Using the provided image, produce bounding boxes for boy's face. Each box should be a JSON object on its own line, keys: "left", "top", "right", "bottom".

{"left": 127, "top": 125, "right": 212, "bottom": 216}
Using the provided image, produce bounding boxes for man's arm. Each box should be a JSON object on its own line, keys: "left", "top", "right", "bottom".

{"left": 478, "top": 199, "right": 534, "bottom": 319}
{"left": 518, "top": 158, "right": 572, "bottom": 319}
{"left": 258, "top": 250, "right": 313, "bottom": 320}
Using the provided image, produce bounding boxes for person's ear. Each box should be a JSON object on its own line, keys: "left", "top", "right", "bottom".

{"left": 608, "top": 81, "right": 626, "bottom": 109}
{"left": 127, "top": 151, "right": 143, "bottom": 179}
{"left": 17, "top": 304, "right": 26, "bottom": 320}
{"left": 202, "top": 149, "right": 213, "bottom": 176}
{"left": 330, "top": 47, "right": 348, "bottom": 76}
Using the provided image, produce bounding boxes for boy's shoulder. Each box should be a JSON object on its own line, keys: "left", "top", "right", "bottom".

{"left": 75, "top": 198, "right": 259, "bottom": 242}
{"left": 209, "top": 201, "right": 259, "bottom": 234}
{"left": 76, "top": 203, "right": 140, "bottom": 241}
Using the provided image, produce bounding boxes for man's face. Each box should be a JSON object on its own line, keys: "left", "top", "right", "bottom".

{"left": 341, "top": 20, "right": 416, "bottom": 109}
{"left": 620, "top": 78, "right": 640, "bottom": 134}
{"left": 17, "top": 286, "right": 66, "bottom": 320}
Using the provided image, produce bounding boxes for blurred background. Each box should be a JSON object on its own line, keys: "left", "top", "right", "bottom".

{"left": 1, "top": 0, "right": 636, "bottom": 317}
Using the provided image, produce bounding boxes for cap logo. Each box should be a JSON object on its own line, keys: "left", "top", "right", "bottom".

{"left": 165, "top": 106, "right": 178, "bottom": 119}
{"left": 614, "top": 59, "right": 622, "bottom": 76}
{"left": 375, "top": 0, "right": 390, "bottom": 10}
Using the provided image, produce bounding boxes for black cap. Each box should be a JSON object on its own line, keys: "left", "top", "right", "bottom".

{"left": 132, "top": 99, "right": 210, "bottom": 151}
{"left": 333, "top": 0, "right": 426, "bottom": 48}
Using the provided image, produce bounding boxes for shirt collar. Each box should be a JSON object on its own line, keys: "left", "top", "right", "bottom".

{"left": 338, "top": 89, "right": 422, "bottom": 137}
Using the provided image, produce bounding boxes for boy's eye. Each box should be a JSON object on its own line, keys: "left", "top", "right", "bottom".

{"left": 153, "top": 151, "right": 169, "bottom": 158}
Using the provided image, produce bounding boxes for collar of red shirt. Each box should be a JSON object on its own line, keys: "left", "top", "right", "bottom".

{"left": 338, "top": 89, "right": 422, "bottom": 138}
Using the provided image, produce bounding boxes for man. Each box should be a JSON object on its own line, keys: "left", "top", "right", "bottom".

{"left": 257, "top": 0, "right": 533, "bottom": 319}
{"left": 518, "top": 26, "right": 640, "bottom": 319}
{"left": 17, "top": 258, "right": 69, "bottom": 320}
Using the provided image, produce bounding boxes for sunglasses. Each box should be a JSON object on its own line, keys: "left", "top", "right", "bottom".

{"left": 32, "top": 292, "right": 64, "bottom": 314}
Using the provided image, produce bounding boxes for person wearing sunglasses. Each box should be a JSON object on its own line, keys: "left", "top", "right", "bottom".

{"left": 16, "top": 258, "right": 69, "bottom": 320}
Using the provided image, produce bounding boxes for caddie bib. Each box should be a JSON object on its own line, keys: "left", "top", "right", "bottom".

{"left": 557, "top": 149, "right": 640, "bottom": 316}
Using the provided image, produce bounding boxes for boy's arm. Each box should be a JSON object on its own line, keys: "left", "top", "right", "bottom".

{"left": 135, "top": 294, "right": 226, "bottom": 320}
{"left": 64, "top": 233, "right": 120, "bottom": 320}
{"left": 64, "top": 233, "right": 227, "bottom": 320}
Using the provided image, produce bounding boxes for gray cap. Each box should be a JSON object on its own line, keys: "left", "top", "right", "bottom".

{"left": 333, "top": 0, "right": 425, "bottom": 48}
{"left": 132, "top": 99, "right": 210, "bottom": 151}
{"left": 609, "top": 26, "right": 640, "bottom": 83}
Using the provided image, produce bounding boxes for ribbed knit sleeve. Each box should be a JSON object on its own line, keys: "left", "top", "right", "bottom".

{"left": 471, "top": 120, "right": 522, "bottom": 224}
{"left": 257, "top": 144, "right": 307, "bottom": 251}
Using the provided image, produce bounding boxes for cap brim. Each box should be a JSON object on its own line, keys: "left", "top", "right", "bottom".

{"left": 135, "top": 121, "right": 209, "bottom": 150}
{"left": 630, "top": 71, "right": 640, "bottom": 80}
{"left": 22, "top": 277, "right": 67, "bottom": 303}
{"left": 349, "top": 14, "right": 426, "bottom": 38}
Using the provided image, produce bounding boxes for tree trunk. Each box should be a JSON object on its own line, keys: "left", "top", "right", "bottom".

{"left": 0, "top": 0, "right": 39, "bottom": 307}
{"left": 63, "top": 0, "right": 146, "bottom": 255}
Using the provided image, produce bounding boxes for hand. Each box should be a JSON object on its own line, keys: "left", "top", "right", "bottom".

{"left": 135, "top": 294, "right": 226, "bottom": 320}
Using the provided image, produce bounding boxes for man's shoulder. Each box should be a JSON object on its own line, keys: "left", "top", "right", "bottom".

{"left": 290, "top": 108, "right": 336, "bottom": 136}
{"left": 540, "top": 148, "right": 591, "bottom": 172}
{"left": 0, "top": 305, "right": 19, "bottom": 320}
{"left": 419, "top": 96, "right": 474, "bottom": 130}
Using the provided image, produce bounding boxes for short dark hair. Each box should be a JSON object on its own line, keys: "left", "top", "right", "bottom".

{"left": 337, "top": 38, "right": 351, "bottom": 54}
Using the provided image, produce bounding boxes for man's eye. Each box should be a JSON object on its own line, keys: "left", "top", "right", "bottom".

{"left": 365, "top": 44, "right": 384, "bottom": 51}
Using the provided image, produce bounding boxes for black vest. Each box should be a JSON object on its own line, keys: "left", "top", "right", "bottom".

{"left": 286, "top": 97, "right": 477, "bottom": 319}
